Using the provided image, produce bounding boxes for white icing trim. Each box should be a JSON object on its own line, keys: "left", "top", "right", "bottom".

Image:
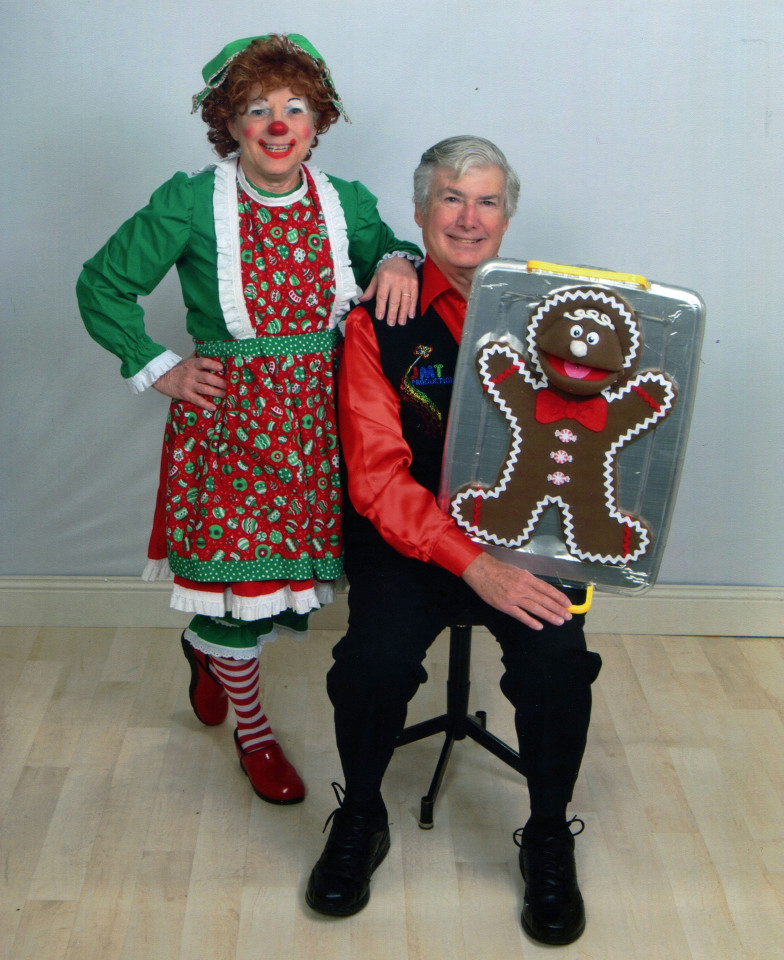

{"left": 306, "top": 164, "right": 360, "bottom": 328}
{"left": 450, "top": 343, "right": 676, "bottom": 566}
{"left": 597, "top": 371, "right": 676, "bottom": 563}
{"left": 125, "top": 350, "right": 183, "bottom": 395}
{"left": 213, "top": 157, "right": 255, "bottom": 340}
{"left": 526, "top": 287, "right": 641, "bottom": 382}
{"left": 451, "top": 342, "right": 526, "bottom": 545}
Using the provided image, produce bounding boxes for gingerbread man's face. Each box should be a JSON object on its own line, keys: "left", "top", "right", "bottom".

{"left": 527, "top": 286, "right": 641, "bottom": 397}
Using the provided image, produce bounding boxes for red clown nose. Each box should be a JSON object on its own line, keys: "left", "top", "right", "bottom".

{"left": 268, "top": 120, "right": 288, "bottom": 136}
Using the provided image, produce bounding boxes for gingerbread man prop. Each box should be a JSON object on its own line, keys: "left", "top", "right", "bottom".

{"left": 451, "top": 285, "right": 678, "bottom": 564}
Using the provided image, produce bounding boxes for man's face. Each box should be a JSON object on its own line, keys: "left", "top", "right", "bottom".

{"left": 415, "top": 165, "right": 509, "bottom": 275}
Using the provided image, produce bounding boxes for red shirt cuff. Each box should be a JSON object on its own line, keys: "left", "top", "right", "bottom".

{"left": 429, "top": 527, "right": 484, "bottom": 577}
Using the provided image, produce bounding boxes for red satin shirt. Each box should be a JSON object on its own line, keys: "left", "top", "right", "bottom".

{"left": 338, "top": 257, "right": 483, "bottom": 577}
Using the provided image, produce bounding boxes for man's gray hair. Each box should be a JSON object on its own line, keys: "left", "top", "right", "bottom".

{"left": 413, "top": 135, "right": 520, "bottom": 219}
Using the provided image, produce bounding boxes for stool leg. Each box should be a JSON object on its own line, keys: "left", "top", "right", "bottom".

{"left": 397, "top": 623, "right": 523, "bottom": 829}
{"left": 445, "top": 624, "right": 472, "bottom": 737}
{"left": 418, "top": 734, "right": 456, "bottom": 828}
{"left": 417, "top": 624, "right": 472, "bottom": 828}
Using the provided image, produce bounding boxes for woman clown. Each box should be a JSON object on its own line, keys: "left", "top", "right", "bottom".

{"left": 77, "top": 34, "right": 421, "bottom": 804}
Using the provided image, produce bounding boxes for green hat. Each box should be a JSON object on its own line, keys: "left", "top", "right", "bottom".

{"left": 191, "top": 33, "right": 348, "bottom": 119}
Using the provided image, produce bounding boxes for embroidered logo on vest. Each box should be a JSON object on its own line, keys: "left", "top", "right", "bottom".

{"left": 400, "top": 344, "right": 454, "bottom": 433}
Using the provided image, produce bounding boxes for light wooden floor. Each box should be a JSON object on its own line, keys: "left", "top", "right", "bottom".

{"left": 2, "top": 624, "right": 783, "bottom": 960}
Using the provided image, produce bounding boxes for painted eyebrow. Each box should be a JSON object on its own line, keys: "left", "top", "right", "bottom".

{"left": 247, "top": 97, "right": 306, "bottom": 107}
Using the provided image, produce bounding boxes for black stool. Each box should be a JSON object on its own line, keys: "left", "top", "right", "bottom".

{"left": 394, "top": 621, "right": 524, "bottom": 829}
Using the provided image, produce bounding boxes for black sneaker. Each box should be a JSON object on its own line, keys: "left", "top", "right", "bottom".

{"left": 514, "top": 817, "right": 586, "bottom": 945}
{"left": 306, "top": 784, "right": 390, "bottom": 917}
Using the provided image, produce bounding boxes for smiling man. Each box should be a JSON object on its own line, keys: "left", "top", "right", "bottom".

{"left": 414, "top": 161, "right": 509, "bottom": 296}
{"left": 305, "top": 137, "right": 602, "bottom": 946}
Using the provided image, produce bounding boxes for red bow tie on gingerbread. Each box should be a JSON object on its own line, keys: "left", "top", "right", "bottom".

{"left": 451, "top": 285, "right": 678, "bottom": 565}
{"left": 534, "top": 389, "right": 608, "bottom": 432}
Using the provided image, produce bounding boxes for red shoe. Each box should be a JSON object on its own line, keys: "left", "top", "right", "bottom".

{"left": 181, "top": 634, "right": 229, "bottom": 726}
{"left": 233, "top": 729, "right": 306, "bottom": 805}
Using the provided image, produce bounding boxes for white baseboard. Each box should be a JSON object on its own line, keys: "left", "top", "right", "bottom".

{"left": 0, "top": 577, "right": 782, "bottom": 637}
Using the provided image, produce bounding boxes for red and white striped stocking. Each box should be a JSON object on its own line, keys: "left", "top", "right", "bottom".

{"left": 209, "top": 655, "right": 276, "bottom": 752}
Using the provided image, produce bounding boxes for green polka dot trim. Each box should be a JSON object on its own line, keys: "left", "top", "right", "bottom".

{"left": 168, "top": 554, "right": 344, "bottom": 582}
{"left": 196, "top": 329, "right": 340, "bottom": 359}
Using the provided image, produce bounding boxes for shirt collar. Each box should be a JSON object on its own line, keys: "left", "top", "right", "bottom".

{"left": 421, "top": 256, "right": 466, "bottom": 342}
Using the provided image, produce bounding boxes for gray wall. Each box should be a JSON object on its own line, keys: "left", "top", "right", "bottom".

{"left": 2, "top": 0, "right": 780, "bottom": 586}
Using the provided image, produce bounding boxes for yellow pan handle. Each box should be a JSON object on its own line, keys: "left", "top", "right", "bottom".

{"left": 568, "top": 584, "right": 594, "bottom": 615}
{"left": 527, "top": 261, "right": 650, "bottom": 290}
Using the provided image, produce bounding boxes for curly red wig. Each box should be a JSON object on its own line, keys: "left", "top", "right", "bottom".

{"left": 201, "top": 35, "right": 341, "bottom": 159}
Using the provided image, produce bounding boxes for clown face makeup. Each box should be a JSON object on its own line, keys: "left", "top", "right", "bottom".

{"left": 228, "top": 87, "right": 316, "bottom": 193}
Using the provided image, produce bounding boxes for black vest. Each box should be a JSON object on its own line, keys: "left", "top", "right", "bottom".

{"left": 341, "top": 284, "right": 459, "bottom": 565}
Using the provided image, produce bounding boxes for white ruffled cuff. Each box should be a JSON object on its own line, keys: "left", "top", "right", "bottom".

{"left": 378, "top": 251, "right": 423, "bottom": 267}
{"left": 125, "top": 350, "right": 183, "bottom": 395}
{"left": 142, "top": 557, "right": 173, "bottom": 580}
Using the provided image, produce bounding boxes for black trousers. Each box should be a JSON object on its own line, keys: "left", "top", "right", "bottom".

{"left": 327, "top": 553, "right": 602, "bottom": 818}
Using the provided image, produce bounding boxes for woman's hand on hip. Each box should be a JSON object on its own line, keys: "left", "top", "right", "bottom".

{"left": 152, "top": 355, "right": 227, "bottom": 410}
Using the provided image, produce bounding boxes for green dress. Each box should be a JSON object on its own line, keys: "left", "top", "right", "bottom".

{"left": 77, "top": 157, "right": 421, "bottom": 646}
